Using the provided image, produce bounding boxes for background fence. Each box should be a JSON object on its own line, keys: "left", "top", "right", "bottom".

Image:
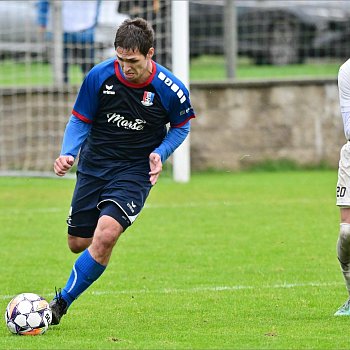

{"left": 0, "top": 0, "right": 349, "bottom": 174}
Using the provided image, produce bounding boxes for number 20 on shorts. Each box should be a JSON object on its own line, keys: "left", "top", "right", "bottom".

{"left": 337, "top": 186, "right": 347, "bottom": 198}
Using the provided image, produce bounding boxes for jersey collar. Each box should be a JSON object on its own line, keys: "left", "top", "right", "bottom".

{"left": 114, "top": 60, "right": 156, "bottom": 88}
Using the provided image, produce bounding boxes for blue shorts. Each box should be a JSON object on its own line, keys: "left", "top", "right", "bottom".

{"left": 67, "top": 159, "right": 152, "bottom": 238}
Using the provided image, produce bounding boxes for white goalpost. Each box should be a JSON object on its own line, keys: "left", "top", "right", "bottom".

{"left": 171, "top": 0, "right": 191, "bottom": 183}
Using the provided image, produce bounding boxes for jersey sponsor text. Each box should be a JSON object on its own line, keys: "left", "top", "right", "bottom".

{"left": 106, "top": 113, "right": 146, "bottom": 130}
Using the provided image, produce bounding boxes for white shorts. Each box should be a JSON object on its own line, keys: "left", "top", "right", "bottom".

{"left": 337, "top": 141, "right": 350, "bottom": 207}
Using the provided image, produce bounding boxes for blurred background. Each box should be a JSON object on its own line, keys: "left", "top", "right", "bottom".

{"left": 0, "top": 0, "right": 349, "bottom": 176}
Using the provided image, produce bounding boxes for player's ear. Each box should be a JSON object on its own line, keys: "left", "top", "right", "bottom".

{"left": 147, "top": 47, "right": 154, "bottom": 59}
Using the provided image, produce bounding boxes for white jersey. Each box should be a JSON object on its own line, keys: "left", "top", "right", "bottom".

{"left": 338, "top": 59, "right": 350, "bottom": 140}
{"left": 337, "top": 59, "right": 350, "bottom": 207}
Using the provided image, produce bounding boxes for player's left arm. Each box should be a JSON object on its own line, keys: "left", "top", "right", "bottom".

{"left": 149, "top": 70, "right": 196, "bottom": 184}
{"left": 149, "top": 122, "right": 190, "bottom": 185}
{"left": 152, "top": 122, "right": 190, "bottom": 163}
{"left": 154, "top": 76, "right": 195, "bottom": 163}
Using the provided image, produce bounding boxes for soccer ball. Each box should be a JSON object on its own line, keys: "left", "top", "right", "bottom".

{"left": 5, "top": 293, "right": 52, "bottom": 335}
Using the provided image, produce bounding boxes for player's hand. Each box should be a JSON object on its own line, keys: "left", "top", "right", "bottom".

{"left": 54, "top": 155, "right": 75, "bottom": 177}
{"left": 149, "top": 153, "right": 162, "bottom": 185}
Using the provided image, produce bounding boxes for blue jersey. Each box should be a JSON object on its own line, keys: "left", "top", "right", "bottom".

{"left": 71, "top": 57, "right": 195, "bottom": 163}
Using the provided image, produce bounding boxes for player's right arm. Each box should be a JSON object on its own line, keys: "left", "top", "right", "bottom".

{"left": 54, "top": 155, "right": 75, "bottom": 177}
{"left": 54, "top": 61, "right": 105, "bottom": 176}
{"left": 54, "top": 115, "right": 92, "bottom": 176}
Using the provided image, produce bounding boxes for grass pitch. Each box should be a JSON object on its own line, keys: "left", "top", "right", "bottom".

{"left": 0, "top": 57, "right": 340, "bottom": 86}
{"left": 0, "top": 170, "right": 347, "bottom": 349}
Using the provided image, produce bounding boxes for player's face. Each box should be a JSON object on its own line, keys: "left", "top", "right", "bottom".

{"left": 116, "top": 47, "right": 154, "bottom": 84}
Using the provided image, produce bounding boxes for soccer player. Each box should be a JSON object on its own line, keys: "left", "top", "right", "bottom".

{"left": 49, "top": 17, "right": 195, "bottom": 324}
{"left": 335, "top": 58, "right": 350, "bottom": 316}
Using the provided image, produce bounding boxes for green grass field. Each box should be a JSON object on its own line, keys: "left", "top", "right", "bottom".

{"left": 0, "top": 56, "right": 341, "bottom": 86}
{"left": 190, "top": 56, "right": 341, "bottom": 81}
{"left": 0, "top": 170, "right": 348, "bottom": 349}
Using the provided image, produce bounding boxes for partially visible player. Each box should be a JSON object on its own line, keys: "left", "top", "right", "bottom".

{"left": 335, "top": 58, "right": 350, "bottom": 315}
{"left": 49, "top": 17, "right": 196, "bottom": 325}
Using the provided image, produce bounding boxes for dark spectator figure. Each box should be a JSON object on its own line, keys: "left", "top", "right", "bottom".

{"left": 37, "top": 0, "right": 101, "bottom": 83}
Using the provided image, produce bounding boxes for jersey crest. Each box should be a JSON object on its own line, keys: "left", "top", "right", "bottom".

{"left": 141, "top": 91, "right": 155, "bottom": 106}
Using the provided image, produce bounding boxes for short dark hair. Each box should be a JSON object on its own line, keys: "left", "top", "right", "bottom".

{"left": 114, "top": 18, "right": 154, "bottom": 57}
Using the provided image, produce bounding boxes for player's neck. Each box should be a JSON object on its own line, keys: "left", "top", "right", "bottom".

{"left": 139, "top": 60, "right": 153, "bottom": 84}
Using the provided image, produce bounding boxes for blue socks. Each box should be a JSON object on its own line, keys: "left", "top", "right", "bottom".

{"left": 60, "top": 249, "right": 106, "bottom": 307}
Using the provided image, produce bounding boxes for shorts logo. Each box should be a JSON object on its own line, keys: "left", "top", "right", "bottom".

{"left": 127, "top": 201, "right": 137, "bottom": 213}
{"left": 103, "top": 85, "right": 115, "bottom": 95}
{"left": 67, "top": 206, "right": 74, "bottom": 226}
{"left": 141, "top": 91, "right": 154, "bottom": 106}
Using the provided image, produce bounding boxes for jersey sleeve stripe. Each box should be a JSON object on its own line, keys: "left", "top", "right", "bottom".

{"left": 171, "top": 115, "right": 195, "bottom": 128}
{"left": 72, "top": 110, "right": 93, "bottom": 124}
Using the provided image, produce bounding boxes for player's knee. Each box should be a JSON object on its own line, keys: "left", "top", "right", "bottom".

{"left": 339, "top": 223, "right": 350, "bottom": 245}
{"left": 95, "top": 226, "right": 120, "bottom": 249}
{"left": 69, "top": 244, "right": 84, "bottom": 254}
{"left": 94, "top": 216, "right": 123, "bottom": 250}
{"left": 67, "top": 235, "right": 92, "bottom": 254}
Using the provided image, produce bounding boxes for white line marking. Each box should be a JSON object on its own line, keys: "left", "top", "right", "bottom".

{"left": 89, "top": 281, "right": 342, "bottom": 295}
{"left": 0, "top": 281, "right": 342, "bottom": 301}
